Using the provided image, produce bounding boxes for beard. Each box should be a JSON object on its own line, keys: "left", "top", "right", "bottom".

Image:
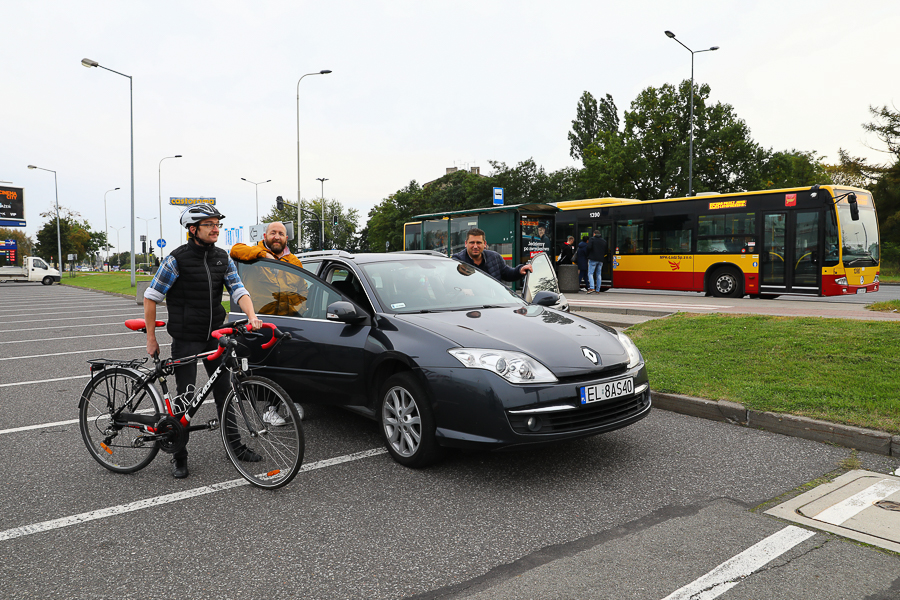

{"left": 266, "top": 239, "right": 285, "bottom": 255}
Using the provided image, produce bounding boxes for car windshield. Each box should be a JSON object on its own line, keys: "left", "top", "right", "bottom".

{"left": 838, "top": 195, "right": 879, "bottom": 266}
{"left": 360, "top": 258, "right": 525, "bottom": 313}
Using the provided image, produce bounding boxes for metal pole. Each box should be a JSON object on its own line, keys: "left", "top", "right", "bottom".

{"left": 104, "top": 187, "right": 119, "bottom": 271}
{"left": 129, "top": 74, "right": 135, "bottom": 286}
{"left": 317, "top": 177, "right": 328, "bottom": 250}
{"left": 159, "top": 155, "right": 181, "bottom": 259}
{"left": 663, "top": 33, "right": 718, "bottom": 197}
{"left": 296, "top": 70, "right": 332, "bottom": 242}
{"left": 54, "top": 171, "right": 62, "bottom": 272}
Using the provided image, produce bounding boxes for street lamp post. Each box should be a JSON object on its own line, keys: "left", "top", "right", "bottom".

{"left": 136, "top": 216, "right": 157, "bottom": 265}
{"left": 82, "top": 57, "right": 136, "bottom": 286}
{"left": 111, "top": 226, "right": 125, "bottom": 267}
{"left": 104, "top": 187, "right": 120, "bottom": 271}
{"left": 241, "top": 178, "right": 272, "bottom": 224}
{"left": 26, "top": 165, "right": 63, "bottom": 271}
{"left": 159, "top": 155, "right": 182, "bottom": 259}
{"left": 316, "top": 177, "right": 328, "bottom": 249}
{"left": 664, "top": 31, "right": 719, "bottom": 197}
{"left": 296, "top": 69, "right": 332, "bottom": 229}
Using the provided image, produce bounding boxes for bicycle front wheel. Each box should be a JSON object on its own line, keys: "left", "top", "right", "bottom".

{"left": 221, "top": 376, "right": 304, "bottom": 489}
{"left": 79, "top": 368, "right": 163, "bottom": 473}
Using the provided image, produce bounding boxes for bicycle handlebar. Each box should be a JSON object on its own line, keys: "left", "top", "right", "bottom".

{"left": 206, "top": 322, "right": 288, "bottom": 362}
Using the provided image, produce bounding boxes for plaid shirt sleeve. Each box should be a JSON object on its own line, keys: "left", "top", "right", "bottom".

{"left": 144, "top": 256, "right": 179, "bottom": 303}
{"left": 224, "top": 257, "right": 249, "bottom": 304}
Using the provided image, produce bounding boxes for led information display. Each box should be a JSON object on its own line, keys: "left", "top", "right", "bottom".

{"left": 0, "top": 186, "right": 25, "bottom": 227}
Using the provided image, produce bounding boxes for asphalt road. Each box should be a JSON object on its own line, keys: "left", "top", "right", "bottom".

{"left": 1, "top": 283, "right": 898, "bottom": 599}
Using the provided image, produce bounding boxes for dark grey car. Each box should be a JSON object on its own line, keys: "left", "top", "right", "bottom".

{"left": 230, "top": 251, "right": 650, "bottom": 467}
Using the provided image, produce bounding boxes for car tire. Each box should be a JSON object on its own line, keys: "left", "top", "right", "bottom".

{"left": 42, "top": 276, "right": 53, "bottom": 286}
{"left": 711, "top": 267, "right": 742, "bottom": 298}
{"left": 379, "top": 372, "right": 441, "bottom": 468}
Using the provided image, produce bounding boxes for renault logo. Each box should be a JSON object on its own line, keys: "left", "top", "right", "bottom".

{"left": 581, "top": 347, "right": 599, "bottom": 365}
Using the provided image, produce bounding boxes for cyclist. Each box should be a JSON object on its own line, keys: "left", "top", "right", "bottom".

{"left": 143, "top": 203, "right": 264, "bottom": 479}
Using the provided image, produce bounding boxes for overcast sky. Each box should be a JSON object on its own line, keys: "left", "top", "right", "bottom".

{"left": 3, "top": 0, "right": 898, "bottom": 254}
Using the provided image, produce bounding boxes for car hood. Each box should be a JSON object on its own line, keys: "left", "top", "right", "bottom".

{"left": 392, "top": 305, "right": 629, "bottom": 376}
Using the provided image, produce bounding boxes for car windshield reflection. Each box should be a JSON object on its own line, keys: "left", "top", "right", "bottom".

{"left": 360, "top": 259, "right": 524, "bottom": 313}
{"left": 524, "top": 253, "right": 559, "bottom": 303}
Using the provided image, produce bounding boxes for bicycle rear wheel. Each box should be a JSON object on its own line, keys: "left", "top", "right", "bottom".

{"left": 221, "top": 376, "right": 304, "bottom": 489}
{"left": 79, "top": 368, "right": 163, "bottom": 473}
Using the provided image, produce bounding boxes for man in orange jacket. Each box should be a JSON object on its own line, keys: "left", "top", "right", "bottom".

{"left": 230, "top": 221, "right": 307, "bottom": 424}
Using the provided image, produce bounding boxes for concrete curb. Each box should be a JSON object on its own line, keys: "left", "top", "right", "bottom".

{"left": 653, "top": 391, "right": 900, "bottom": 457}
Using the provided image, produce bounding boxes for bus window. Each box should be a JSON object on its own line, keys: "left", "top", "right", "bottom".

{"left": 424, "top": 220, "right": 448, "bottom": 255}
{"left": 824, "top": 209, "right": 840, "bottom": 266}
{"left": 698, "top": 212, "right": 756, "bottom": 253}
{"left": 616, "top": 221, "right": 644, "bottom": 254}
{"left": 648, "top": 215, "right": 691, "bottom": 254}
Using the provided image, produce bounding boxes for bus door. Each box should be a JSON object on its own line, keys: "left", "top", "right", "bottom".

{"left": 760, "top": 211, "right": 821, "bottom": 295}
{"left": 580, "top": 222, "right": 613, "bottom": 287}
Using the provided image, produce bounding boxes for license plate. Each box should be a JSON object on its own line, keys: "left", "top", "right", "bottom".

{"left": 580, "top": 377, "right": 634, "bottom": 404}
{"left": 856, "top": 288, "right": 867, "bottom": 294}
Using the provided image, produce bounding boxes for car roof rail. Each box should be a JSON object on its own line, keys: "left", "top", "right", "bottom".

{"left": 295, "top": 250, "right": 354, "bottom": 259}
{"left": 392, "top": 250, "right": 447, "bottom": 256}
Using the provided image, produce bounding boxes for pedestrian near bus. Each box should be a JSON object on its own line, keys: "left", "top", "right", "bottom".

{"left": 586, "top": 229, "right": 608, "bottom": 293}
{"left": 575, "top": 235, "right": 590, "bottom": 291}
{"left": 558, "top": 235, "right": 576, "bottom": 266}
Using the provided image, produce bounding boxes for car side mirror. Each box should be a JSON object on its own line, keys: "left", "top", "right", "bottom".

{"left": 326, "top": 300, "right": 366, "bottom": 323}
{"left": 531, "top": 291, "right": 559, "bottom": 307}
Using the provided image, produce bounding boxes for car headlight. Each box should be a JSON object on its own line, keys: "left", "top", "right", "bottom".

{"left": 448, "top": 348, "right": 558, "bottom": 384}
{"left": 617, "top": 331, "right": 643, "bottom": 369}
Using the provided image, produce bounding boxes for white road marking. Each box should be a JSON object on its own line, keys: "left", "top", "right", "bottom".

{"left": 0, "top": 374, "right": 91, "bottom": 389}
{"left": 812, "top": 479, "right": 900, "bottom": 526}
{"left": 0, "top": 311, "right": 150, "bottom": 325}
{"left": 0, "top": 448, "right": 387, "bottom": 542}
{"left": 0, "top": 344, "right": 169, "bottom": 361}
{"left": 660, "top": 525, "right": 816, "bottom": 600}
{"left": 0, "top": 332, "right": 143, "bottom": 344}
{"left": 573, "top": 299, "right": 732, "bottom": 311}
{"left": 0, "top": 400, "right": 212, "bottom": 434}
{"left": 0, "top": 317, "right": 166, "bottom": 334}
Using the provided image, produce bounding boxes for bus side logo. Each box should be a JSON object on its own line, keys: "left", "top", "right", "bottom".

{"left": 668, "top": 260, "right": 681, "bottom": 270}
{"left": 785, "top": 193, "right": 797, "bottom": 207}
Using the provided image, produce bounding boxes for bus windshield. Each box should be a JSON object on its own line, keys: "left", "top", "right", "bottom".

{"left": 839, "top": 199, "right": 879, "bottom": 266}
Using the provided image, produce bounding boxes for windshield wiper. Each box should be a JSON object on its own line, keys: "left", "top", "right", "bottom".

{"left": 846, "top": 255, "right": 876, "bottom": 265}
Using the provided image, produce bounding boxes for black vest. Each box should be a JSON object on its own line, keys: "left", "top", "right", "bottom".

{"left": 167, "top": 240, "right": 229, "bottom": 342}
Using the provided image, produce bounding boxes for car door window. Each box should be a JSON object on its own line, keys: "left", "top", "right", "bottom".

{"left": 323, "top": 266, "right": 373, "bottom": 313}
{"left": 236, "top": 260, "right": 341, "bottom": 320}
{"left": 523, "top": 252, "right": 560, "bottom": 302}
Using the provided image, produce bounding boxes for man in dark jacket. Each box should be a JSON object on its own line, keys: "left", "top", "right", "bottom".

{"left": 558, "top": 235, "right": 575, "bottom": 265}
{"left": 143, "top": 203, "right": 264, "bottom": 479}
{"left": 575, "top": 235, "right": 589, "bottom": 291}
{"left": 452, "top": 228, "right": 532, "bottom": 282}
{"left": 586, "top": 229, "right": 608, "bottom": 293}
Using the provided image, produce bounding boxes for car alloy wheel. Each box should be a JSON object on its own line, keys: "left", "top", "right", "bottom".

{"left": 379, "top": 372, "right": 441, "bottom": 468}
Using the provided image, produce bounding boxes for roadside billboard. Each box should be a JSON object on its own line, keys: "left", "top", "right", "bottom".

{"left": 0, "top": 186, "right": 25, "bottom": 227}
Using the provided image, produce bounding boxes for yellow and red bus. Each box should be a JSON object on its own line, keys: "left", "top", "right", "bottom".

{"left": 555, "top": 185, "right": 880, "bottom": 297}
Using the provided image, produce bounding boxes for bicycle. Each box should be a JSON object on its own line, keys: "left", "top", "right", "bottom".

{"left": 78, "top": 318, "right": 304, "bottom": 490}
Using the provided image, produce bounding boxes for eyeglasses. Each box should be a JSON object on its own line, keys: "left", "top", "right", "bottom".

{"left": 197, "top": 222, "right": 222, "bottom": 229}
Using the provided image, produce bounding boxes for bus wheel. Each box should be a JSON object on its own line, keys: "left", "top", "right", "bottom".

{"left": 711, "top": 268, "right": 742, "bottom": 298}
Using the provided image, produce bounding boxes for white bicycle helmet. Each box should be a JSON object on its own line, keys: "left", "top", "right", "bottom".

{"left": 180, "top": 203, "right": 225, "bottom": 228}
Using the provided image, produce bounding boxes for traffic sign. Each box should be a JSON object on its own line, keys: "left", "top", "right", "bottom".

{"left": 157, "top": 239, "right": 166, "bottom": 248}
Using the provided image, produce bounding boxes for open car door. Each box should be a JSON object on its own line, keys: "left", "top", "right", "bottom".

{"left": 522, "top": 252, "right": 569, "bottom": 312}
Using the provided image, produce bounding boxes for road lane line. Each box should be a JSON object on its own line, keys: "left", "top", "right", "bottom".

{"left": 811, "top": 479, "right": 900, "bottom": 526}
{"left": 0, "top": 448, "right": 387, "bottom": 542}
{"left": 0, "top": 375, "right": 91, "bottom": 390}
{"left": 0, "top": 400, "right": 214, "bottom": 434}
{"left": 0, "top": 312, "right": 151, "bottom": 325}
{"left": 660, "top": 525, "right": 816, "bottom": 600}
{"left": 0, "top": 332, "right": 144, "bottom": 344}
{"left": 0, "top": 344, "right": 169, "bottom": 361}
{"left": 0, "top": 317, "right": 167, "bottom": 334}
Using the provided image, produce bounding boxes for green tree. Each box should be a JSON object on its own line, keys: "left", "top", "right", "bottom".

{"left": 758, "top": 150, "right": 831, "bottom": 190}
{"left": 577, "top": 81, "right": 769, "bottom": 199}
{"left": 568, "top": 92, "right": 619, "bottom": 163}
{"left": 33, "top": 207, "right": 105, "bottom": 266}
{"left": 262, "top": 198, "right": 359, "bottom": 253}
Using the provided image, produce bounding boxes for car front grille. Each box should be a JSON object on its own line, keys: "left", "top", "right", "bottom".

{"left": 506, "top": 389, "right": 650, "bottom": 435}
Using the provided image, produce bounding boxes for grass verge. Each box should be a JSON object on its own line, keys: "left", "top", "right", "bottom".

{"left": 867, "top": 299, "right": 900, "bottom": 312}
{"left": 61, "top": 273, "right": 230, "bottom": 312}
{"left": 628, "top": 313, "right": 900, "bottom": 434}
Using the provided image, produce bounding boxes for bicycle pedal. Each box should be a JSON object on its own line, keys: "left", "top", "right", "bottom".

{"left": 206, "top": 419, "right": 219, "bottom": 431}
